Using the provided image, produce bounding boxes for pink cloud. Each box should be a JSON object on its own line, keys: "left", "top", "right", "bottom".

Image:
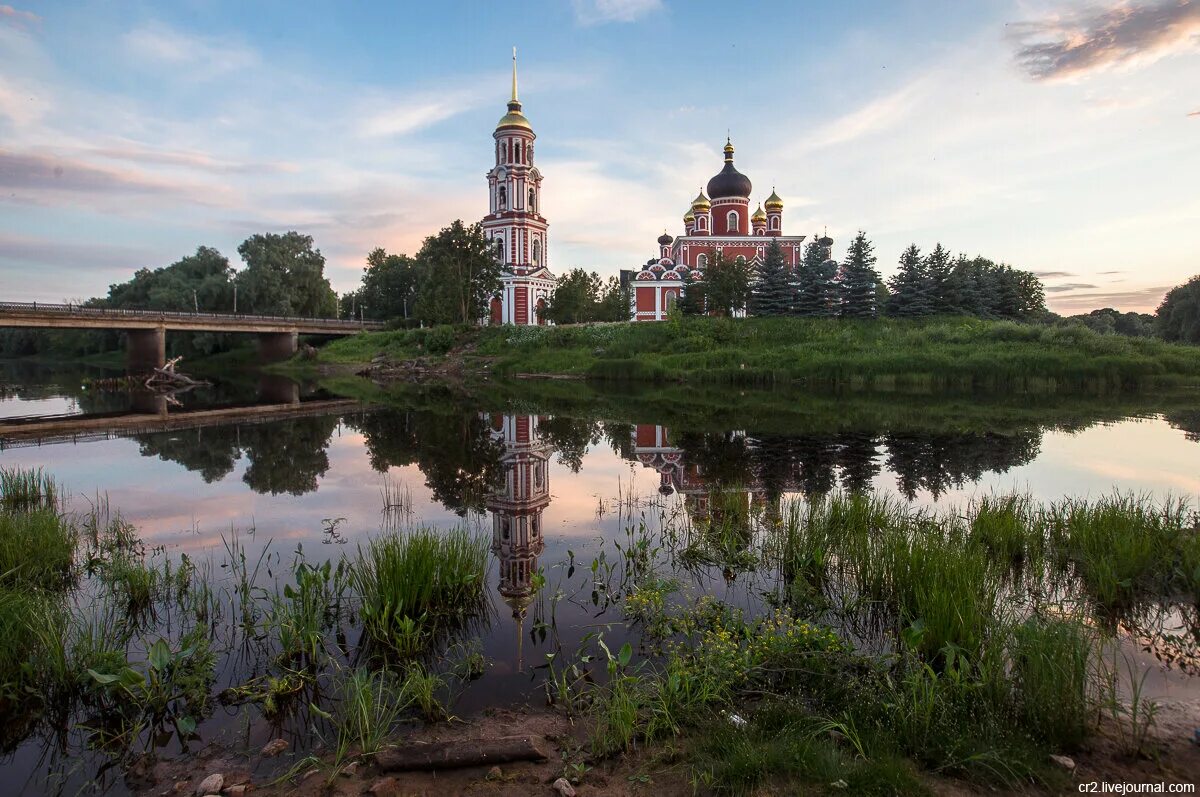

{"left": 0, "top": 4, "right": 39, "bottom": 30}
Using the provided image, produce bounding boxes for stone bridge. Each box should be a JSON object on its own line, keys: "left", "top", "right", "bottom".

{"left": 0, "top": 301, "right": 385, "bottom": 369}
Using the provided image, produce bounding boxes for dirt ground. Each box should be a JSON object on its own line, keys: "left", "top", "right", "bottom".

{"left": 140, "top": 699, "right": 1198, "bottom": 797}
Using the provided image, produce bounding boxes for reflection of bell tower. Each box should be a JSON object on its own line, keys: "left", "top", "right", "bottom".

{"left": 486, "top": 414, "right": 550, "bottom": 671}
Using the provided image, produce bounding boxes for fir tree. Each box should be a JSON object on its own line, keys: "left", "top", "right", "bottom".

{"left": 839, "top": 231, "right": 880, "bottom": 318}
{"left": 794, "top": 237, "right": 839, "bottom": 317}
{"left": 887, "top": 244, "right": 932, "bottom": 316}
{"left": 678, "top": 269, "right": 706, "bottom": 316}
{"left": 748, "top": 238, "right": 792, "bottom": 316}
{"left": 924, "top": 242, "right": 953, "bottom": 314}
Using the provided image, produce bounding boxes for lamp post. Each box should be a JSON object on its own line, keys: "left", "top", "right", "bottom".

{"left": 233, "top": 283, "right": 238, "bottom": 314}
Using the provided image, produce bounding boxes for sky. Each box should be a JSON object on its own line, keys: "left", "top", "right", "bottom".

{"left": 1, "top": 0, "right": 1197, "bottom": 314}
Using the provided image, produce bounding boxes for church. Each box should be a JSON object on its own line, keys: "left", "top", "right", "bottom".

{"left": 483, "top": 52, "right": 555, "bottom": 326}
{"left": 480, "top": 53, "right": 813, "bottom": 325}
{"left": 631, "top": 139, "right": 811, "bottom": 322}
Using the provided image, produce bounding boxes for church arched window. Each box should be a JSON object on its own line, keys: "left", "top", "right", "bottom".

{"left": 770, "top": 215, "right": 779, "bottom": 230}
{"left": 665, "top": 289, "right": 678, "bottom": 310}
{"left": 696, "top": 253, "right": 708, "bottom": 268}
{"left": 528, "top": 187, "right": 536, "bottom": 213}
{"left": 498, "top": 185, "right": 507, "bottom": 210}
{"left": 514, "top": 141, "right": 522, "bottom": 163}
{"left": 532, "top": 239, "right": 541, "bottom": 266}
{"left": 698, "top": 216, "right": 706, "bottom": 231}
{"left": 727, "top": 210, "right": 739, "bottom": 230}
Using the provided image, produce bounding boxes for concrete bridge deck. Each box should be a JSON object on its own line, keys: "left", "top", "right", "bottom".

{"left": 0, "top": 301, "right": 386, "bottom": 369}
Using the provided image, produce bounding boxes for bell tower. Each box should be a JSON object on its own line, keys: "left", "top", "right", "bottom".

{"left": 482, "top": 49, "right": 555, "bottom": 325}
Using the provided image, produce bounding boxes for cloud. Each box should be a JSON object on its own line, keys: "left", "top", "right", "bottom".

{"left": 1047, "top": 285, "right": 1172, "bottom": 312}
{"left": 0, "top": 232, "right": 155, "bottom": 269}
{"left": 1010, "top": 1, "right": 1200, "bottom": 81}
{"left": 358, "top": 89, "right": 485, "bottom": 138}
{"left": 1033, "top": 270, "right": 1076, "bottom": 278}
{"left": 1045, "top": 282, "right": 1098, "bottom": 292}
{"left": 87, "top": 143, "right": 296, "bottom": 175}
{"left": 572, "top": 0, "right": 663, "bottom": 25}
{"left": 0, "top": 150, "right": 177, "bottom": 195}
{"left": 787, "top": 81, "right": 925, "bottom": 154}
{"left": 123, "top": 22, "right": 259, "bottom": 79}
{"left": 0, "top": 5, "right": 38, "bottom": 30}
{"left": 1190, "top": 109, "right": 1200, "bottom": 116}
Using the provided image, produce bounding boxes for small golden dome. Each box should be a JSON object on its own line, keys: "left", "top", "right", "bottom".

{"left": 684, "top": 210, "right": 695, "bottom": 223}
{"left": 691, "top": 189, "right": 711, "bottom": 211}
{"left": 764, "top": 188, "right": 784, "bottom": 210}
{"left": 751, "top": 203, "right": 767, "bottom": 222}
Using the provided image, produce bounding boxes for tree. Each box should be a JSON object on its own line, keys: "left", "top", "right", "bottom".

{"left": 923, "top": 243, "right": 953, "bottom": 314}
{"left": 679, "top": 269, "right": 706, "bottom": 316}
{"left": 887, "top": 244, "right": 932, "bottom": 317}
{"left": 414, "top": 220, "right": 503, "bottom": 326}
{"left": 704, "top": 253, "right": 752, "bottom": 317}
{"left": 595, "top": 275, "right": 631, "bottom": 322}
{"left": 543, "top": 268, "right": 602, "bottom": 324}
{"left": 235, "top": 232, "right": 337, "bottom": 317}
{"left": 359, "top": 248, "right": 419, "bottom": 321}
{"left": 794, "top": 238, "right": 839, "bottom": 317}
{"left": 747, "top": 238, "right": 793, "bottom": 317}
{"left": 107, "top": 246, "right": 234, "bottom": 313}
{"left": 839, "top": 231, "right": 881, "bottom": 318}
{"left": 1157, "top": 276, "right": 1200, "bottom": 343}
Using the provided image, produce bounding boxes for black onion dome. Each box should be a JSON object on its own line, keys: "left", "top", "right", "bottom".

{"left": 657, "top": 232, "right": 673, "bottom": 246}
{"left": 706, "top": 138, "right": 752, "bottom": 199}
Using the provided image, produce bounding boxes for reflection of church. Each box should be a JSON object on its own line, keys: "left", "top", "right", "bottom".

{"left": 485, "top": 414, "right": 549, "bottom": 670}
{"left": 632, "top": 424, "right": 762, "bottom": 522}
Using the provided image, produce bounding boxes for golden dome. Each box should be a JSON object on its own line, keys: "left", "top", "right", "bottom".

{"left": 691, "top": 189, "right": 711, "bottom": 211}
{"left": 683, "top": 210, "right": 695, "bottom": 223}
{"left": 751, "top": 203, "right": 767, "bottom": 223}
{"left": 764, "top": 188, "right": 784, "bottom": 210}
{"left": 496, "top": 106, "right": 532, "bottom": 131}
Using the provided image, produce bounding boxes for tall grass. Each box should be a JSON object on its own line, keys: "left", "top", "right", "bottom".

{"left": 0, "top": 467, "right": 59, "bottom": 512}
{"left": 354, "top": 526, "right": 489, "bottom": 655}
{"left": 0, "top": 508, "right": 77, "bottom": 590}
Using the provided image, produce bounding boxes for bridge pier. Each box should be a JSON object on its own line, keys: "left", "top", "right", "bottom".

{"left": 127, "top": 327, "right": 165, "bottom": 372}
{"left": 258, "top": 330, "right": 298, "bottom": 362}
{"left": 258, "top": 374, "right": 301, "bottom": 405}
{"left": 129, "top": 390, "right": 169, "bottom": 416}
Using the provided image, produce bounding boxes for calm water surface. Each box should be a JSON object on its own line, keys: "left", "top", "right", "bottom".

{"left": 2, "top": 362, "right": 1199, "bottom": 794}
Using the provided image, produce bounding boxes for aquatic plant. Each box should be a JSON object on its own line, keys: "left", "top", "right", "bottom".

{"left": 0, "top": 507, "right": 77, "bottom": 590}
{"left": 353, "top": 526, "right": 488, "bottom": 655}
{"left": 0, "top": 467, "right": 59, "bottom": 513}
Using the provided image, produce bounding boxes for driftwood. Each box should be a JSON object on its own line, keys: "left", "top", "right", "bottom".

{"left": 375, "top": 736, "right": 548, "bottom": 772}
{"left": 144, "top": 356, "right": 209, "bottom": 391}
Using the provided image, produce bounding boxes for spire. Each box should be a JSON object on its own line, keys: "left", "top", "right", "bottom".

{"left": 724, "top": 136, "right": 735, "bottom": 163}
{"left": 511, "top": 46, "right": 519, "bottom": 103}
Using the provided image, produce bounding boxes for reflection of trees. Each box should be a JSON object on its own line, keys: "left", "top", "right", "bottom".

{"left": 1164, "top": 411, "right": 1200, "bottom": 443}
{"left": 536, "top": 416, "right": 600, "bottom": 473}
{"left": 346, "top": 411, "right": 504, "bottom": 515}
{"left": 133, "top": 415, "right": 339, "bottom": 495}
{"left": 136, "top": 427, "right": 242, "bottom": 482}
{"left": 240, "top": 416, "right": 338, "bottom": 495}
{"left": 658, "top": 428, "right": 1040, "bottom": 499}
{"left": 884, "top": 431, "right": 1040, "bottom": 500}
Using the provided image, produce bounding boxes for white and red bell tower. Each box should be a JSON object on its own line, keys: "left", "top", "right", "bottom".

{"left": 483, "top": 50, "right": 555, "bottom": 325}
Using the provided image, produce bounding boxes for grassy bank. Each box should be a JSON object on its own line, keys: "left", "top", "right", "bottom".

{"left": 316, "top": 316, "right": 1200, "bottom": 389}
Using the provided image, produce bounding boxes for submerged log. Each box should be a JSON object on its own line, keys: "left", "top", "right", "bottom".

{"left": 375, "top": 736, "right": 548, "bottom": 772}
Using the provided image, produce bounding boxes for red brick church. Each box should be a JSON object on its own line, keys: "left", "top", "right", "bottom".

{"left": 632, "top": 139, "right": 810, "bottom": 322}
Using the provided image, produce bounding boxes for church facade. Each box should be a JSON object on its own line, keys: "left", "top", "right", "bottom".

{"left": 632, "top": 139, "right": 809, "bottom": 322}
{"left": 483, "top": 53, "right": 555, "bottom": 326}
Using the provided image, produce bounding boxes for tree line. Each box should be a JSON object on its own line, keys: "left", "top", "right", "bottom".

{"left": 672, "top": 234, "right": 1047, "bottom": 321}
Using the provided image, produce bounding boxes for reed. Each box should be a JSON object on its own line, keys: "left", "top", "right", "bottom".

{"left": 0, "top": 467, "right": 59, "bottom": 513}
{"left": 353, "top": 526, "right": 488, "bottom": 654}
{"left": 0, "top": 508, "right": 77, "bottom": 590}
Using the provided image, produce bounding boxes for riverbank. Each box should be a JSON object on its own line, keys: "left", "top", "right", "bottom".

{"left": 314, "top": 316, "right": 1200, "bottom": 389}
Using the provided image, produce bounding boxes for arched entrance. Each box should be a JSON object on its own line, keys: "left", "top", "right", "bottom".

{"left": 490, "top": 295, "right": 503, "bottom": 325}
{"left": 535, "top": 297, "right": 547, "bottom": 325}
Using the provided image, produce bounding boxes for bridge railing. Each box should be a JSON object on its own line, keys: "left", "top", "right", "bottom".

{"left": 0, "top": 301, "right": 386, "bottom": 329}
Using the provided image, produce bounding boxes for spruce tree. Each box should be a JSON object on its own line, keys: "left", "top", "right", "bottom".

{"left": 924, "top": 242, "right": 953, "bottom": 314}
{"left": 679, "top": 269, "right": 706, "bottom": 316}
{"left": 794, "top": 237, "right": 838, "bottom": 317}
{"left": 748, "top": 238, "right": 792, "bottom": 316}
{"left": 839, "top": 231, "right": 880, "bottom": 318}
{"left": 887, "top": 244, "right": 932, "bottom": 316}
